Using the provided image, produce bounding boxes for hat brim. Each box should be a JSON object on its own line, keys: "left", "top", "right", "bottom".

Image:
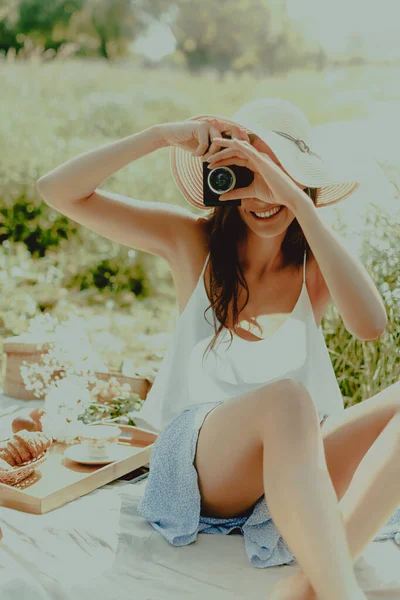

{"left": 169, "top": 113, "right": 360, "bottom": 209}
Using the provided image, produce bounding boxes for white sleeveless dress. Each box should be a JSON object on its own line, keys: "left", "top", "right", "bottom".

{"left": 137, "top": 248, "right": 400, "bottom": 568}
{"left": 135, "top": 247, "right": 343, "bottom": 434}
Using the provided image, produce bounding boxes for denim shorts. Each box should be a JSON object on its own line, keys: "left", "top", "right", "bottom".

{"left": 137, "top": 400, "right": 330, "bottom": 568}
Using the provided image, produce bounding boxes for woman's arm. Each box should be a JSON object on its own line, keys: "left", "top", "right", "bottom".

{"left": 293, "top": 198, "right": 387, "bottom": 341}
{"left": 36, "top": 125, "right": 197, "bottom": 261}
{"left": 36, "top": 125, "right": 167, "bottom": 204}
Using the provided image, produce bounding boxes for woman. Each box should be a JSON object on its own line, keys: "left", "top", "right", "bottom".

{"left": 37, "top": 97, "right": 400, "bottom": 600}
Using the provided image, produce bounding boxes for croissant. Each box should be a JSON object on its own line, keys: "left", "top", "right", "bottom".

{"left": 0, "top": 430, "right": 52, "bottom": 468}
{"left": 8, "top": 440, "right": 30, "bottom": 464}
{"left": 15, "top": 430, "right": 43, "bottom": 457}
{"left": 0, "top": 443, "right": 17, "bottom": 467}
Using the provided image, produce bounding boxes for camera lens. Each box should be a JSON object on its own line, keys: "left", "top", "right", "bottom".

{"left": 207, "top": 167, "right": 236, "bottom": 194}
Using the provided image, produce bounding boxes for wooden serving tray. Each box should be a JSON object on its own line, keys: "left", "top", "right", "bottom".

{"left": 0, "top": 425, "right": 157, "bottom": 514}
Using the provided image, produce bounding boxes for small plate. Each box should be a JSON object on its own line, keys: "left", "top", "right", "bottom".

{"left": 64, "top": 443, "right": 127, "bottom": 465}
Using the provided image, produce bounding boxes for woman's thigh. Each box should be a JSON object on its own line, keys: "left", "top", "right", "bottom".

{"left": 318, "top": 380, "right": 400, "bottom": 500}
{"left": 194, "top": 378, "right": 321, "bottom": 520}
{"left": 195, "top": 379, "right": 400, "bottom": 521}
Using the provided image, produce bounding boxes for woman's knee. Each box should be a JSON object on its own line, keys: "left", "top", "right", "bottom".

{"left": 254, "top": 378, "right": 319, "bottom": 435}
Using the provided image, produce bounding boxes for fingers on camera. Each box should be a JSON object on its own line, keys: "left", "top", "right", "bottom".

{"left": 223, "top": 125, "right": 249, "bottom": 144}
{"left": 192, "top": 122, "right": 212, "bottom": 157}
{"left": 192, "top": 120, "right": 249, "bottom": 159}
{"left": 202, "top": 126, "right": 223, "bottom": 160}
{"left": 234, "top": 126, "right": 250, "bottom": 143}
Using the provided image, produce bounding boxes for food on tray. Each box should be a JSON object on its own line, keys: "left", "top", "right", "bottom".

{"left": 0, "top": 430, "right": 52, "bottom": 468}
{"left": 29, "top": 408, "right": 46, "bottom": 429}
{"left": 12, "top": 409, "right": 46, "bottom": 434}
{"left": 0, "top": 445, "right": 17, "bottom": 467}
{"left": 12, "top": 416, "right": 36, "bottom": 433}
{"left": 9, "top": 438, "right": 32, "bottom": 464}
{"left": 8, "top": 439, "right": 29, "bottom": 464}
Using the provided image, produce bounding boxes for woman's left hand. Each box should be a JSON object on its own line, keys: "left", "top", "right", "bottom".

{"left": 205, "top": 136, "right": 312, "bottom": 212}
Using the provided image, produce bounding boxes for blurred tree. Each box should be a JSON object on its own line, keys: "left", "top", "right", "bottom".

{"left": 0, "top": 0, "right": 21, "bottom": 52}
{"left": 0, "top": 0, "right": 324, "bottom": 72}
{"left": 170, "top": 0, "right": 253, "bottom": 75}
{"left": 17, "top": 0, "right": 82, "bottom": 39}
{"left": 345, "top": 33, "right": 367, "bottom": 66}
{"left": 0, "top": 0, "right": 83, "bottom": 53}
{"left": 0, "top": 0, "right": 168, "bottom": 59}
{"left": 16, "top": 0, "right": 82, "bottom": 52}
{"left": 315, "top": 45, "right": 328, "bottom": 71}
{"left": 251, "top": 1, "right": 301, "bottom": 73}
{"left": 169, "top": 0, "right": 321, "bottom": 76}
{"left": 69, "top": 0, "right": 140, "bottom": 59}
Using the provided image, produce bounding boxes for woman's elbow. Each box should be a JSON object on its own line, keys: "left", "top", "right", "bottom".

{"left": 357, "top": 320, "right": 387, "bottom": 341}
{"left": 36, "top": 177, "right": 64, "bottom": 206}
{"left": 36, "top": 177, "right": 51, "bottom": 201}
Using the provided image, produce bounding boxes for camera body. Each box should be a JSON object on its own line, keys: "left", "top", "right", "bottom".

{"left": 202, "top": 133, "right": 255, "bottom": 207}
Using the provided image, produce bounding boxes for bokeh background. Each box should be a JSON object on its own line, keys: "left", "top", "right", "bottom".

{"left": 1, "top": 0, "right": 399, "bottom": 406}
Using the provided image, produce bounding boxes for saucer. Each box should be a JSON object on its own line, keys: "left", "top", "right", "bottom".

{"left": 64, "top": 443, "right": 127, "bottom": 465}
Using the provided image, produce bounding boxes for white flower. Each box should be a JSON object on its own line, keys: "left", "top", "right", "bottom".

{"left": 26, "top": 313, "right": 58, "bottom": 336}
{"left": 3, "top": 311, "right": 31, "bottom": 335}
{"left": 9, "top": 293, "right": 37, "bottom": 315}
{"left": 19, "top": 313, "right": 129, "bottom": 438}
{"left": 42, "top": 376, "right": 93, "bottom": 443}
{"left": 89, "top": 375, "right": 132, "bottom": 402}
{"left": 93, "top": 380, "right": 108, "bottom": 391}
{"left": 20, "top": 312, "right": 107, "bottom": 397}
{"left": 41, "top": 413, "right": 87, "bottom": 444}
{"left": 45, "top": 376, "right": 91, "bottom": 410}
{"left": 90, "top": 331, "right": 125, "bottom": 354}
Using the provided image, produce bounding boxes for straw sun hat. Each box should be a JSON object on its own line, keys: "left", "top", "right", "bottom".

{"left": 169, "top": 97, "right": 361, "bottom": 209}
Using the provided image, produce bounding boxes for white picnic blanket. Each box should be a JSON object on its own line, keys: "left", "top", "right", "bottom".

{"left": 1, "top": 395, "right": 400, "bottom": 599}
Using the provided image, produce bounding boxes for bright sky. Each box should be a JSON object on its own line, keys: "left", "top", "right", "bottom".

{"left": 133, "top": 0, "right": 400, "bottom": 61}
{"left": 286, "top": 0, "right": 400, "bottom": 59}
{"left": 132, "top": 21, "right": 176, "bottom": 61}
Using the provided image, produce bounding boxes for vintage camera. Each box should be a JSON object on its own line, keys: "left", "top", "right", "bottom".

{"left": 203, "top": 132, "right": 255, "bottom": 207}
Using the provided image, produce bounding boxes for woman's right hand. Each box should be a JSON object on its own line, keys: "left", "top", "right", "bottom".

{"left": 159, "top": 119, "right": 251, "bottom": 161}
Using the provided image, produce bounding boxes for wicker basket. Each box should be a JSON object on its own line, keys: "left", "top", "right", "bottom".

{"left": 0, "top": 449, "right": 49, "bottom": 486}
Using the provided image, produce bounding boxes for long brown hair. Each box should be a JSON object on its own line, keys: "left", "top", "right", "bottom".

{"left": 201, "top": 187, "right": 319, "bottom": 359}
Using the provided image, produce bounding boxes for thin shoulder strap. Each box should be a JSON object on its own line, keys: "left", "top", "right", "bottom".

{"left": 303, "top": 247, "right": 307, "bottom": 284}
{"left": 200, "top": 251, "right": 211, "bottom": 279}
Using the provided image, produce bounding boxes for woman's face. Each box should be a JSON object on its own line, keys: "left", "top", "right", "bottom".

{"left": 236, "top": 135, "right": 307, "bottom": 239}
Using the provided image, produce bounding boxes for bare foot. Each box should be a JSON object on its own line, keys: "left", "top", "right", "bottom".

{"left": 269, "top": 570, "right": 367, "bottom": 600}
{"left": 269, "top": 571, "right": 316, "bottom": 600}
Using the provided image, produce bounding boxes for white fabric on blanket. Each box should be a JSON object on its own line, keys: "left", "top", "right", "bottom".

{"left": 1, "top": 396, "right": 400, "bottom": 599}
{"left": 1, "top": 479, "right": 400, "bottom": 600}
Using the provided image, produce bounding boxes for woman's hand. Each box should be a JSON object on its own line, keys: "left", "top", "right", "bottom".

{"left": 205, "top": 136, "right": 312, "bottom": 212}
{"left": 159, "top": 119, "right": 251, "bottom": 157}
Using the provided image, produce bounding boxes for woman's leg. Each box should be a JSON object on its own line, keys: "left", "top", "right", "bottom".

{"left": 194, "top": 378, "right": 363, "bottom": 600}
{"left": 271, "top": 380, "right": 400, "bottom": 599}
{"left": 323, "top": 380, "right": 400, "bottom": 562}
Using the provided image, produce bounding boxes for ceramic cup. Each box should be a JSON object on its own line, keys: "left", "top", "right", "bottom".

{"left": 80, "top": 425, "right": 122, "bottom": 459}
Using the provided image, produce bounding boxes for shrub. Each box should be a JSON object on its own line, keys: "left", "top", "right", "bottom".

{"left": 0, "top": 199, "right": 78, "bottom": 257}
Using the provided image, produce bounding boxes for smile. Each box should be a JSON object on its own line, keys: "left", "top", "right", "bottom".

{"left": 250, "top": 206, "right": 284, "bottom": 220}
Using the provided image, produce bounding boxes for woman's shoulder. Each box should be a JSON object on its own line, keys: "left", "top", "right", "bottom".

{"left": 168, "top": 216, "right": 210, "bottom": 315}
{"left": 174, "top": 212, "right": 209, "bottom": 256}
{"left": 165, "top": 206, "right": 208, "bottom": 260}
